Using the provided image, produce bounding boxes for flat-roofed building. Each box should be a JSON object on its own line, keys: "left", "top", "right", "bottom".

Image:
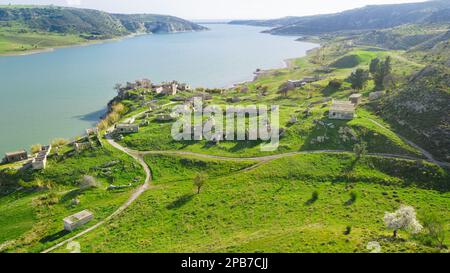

{"left": 114, "top": 124, "right": 139, "bottom": 134}
{"left": 349, "top": 93, "right": 363, "bottom": 105}
{"left": 329, "top": 100, "right": 356, "bottom": 120}
{"left": 3, "top": 150, "right": 28, "bottom": 163}
{"left": 63, "top": 210, "right": 94, "bottom": 232}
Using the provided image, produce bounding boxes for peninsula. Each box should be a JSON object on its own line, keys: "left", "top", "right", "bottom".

{"left": 0, "top": 5, "right": 208, "bottom": 55}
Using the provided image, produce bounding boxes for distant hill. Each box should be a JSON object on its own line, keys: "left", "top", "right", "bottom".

{"left": 113, "top": 14, "right": 206, "bottom": 34}
{"left": 230, "top": 0, "right": 450, "bottom": 35}
{"left": 354, "top": 24, "right": 450, "bottom": 50}
{"left": 0, "top": 5, "right": 207, "bottom": 38}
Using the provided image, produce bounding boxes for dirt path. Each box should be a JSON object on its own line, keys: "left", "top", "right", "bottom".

{"left": 140, "top": 149, "right": 445, "bottom": 166}
{"left": 367, "top": 118, "right": 450, "bottom": 168}
{"left": 41, "top": 106, "right": 448, "bottom": 253}
{"left": 41, "top": 137, "right": 152, "bottom": 253}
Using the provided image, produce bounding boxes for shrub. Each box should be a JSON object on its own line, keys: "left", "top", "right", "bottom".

{"left": 327, "top": 79, "right": 343, "bottom": 90}
{"left": 51, "top": 138, "right": 69, "bottom": 148}
{"left": 422, "top": 213, "right": 446, "bottom": 248}
{"left": 344, "top": 226, "right": 352, "bottom": 235}
{"left": 345, "top": 191, "right": 358, "bottom": 206}
{"left": 79, "top": 175, "right": 98, "bottom": 190}
{"left": 305, "top": 190, "right": 319, "bottom": 205}
{"left": 30, "top": 144, "right": 42, "bottom": 154}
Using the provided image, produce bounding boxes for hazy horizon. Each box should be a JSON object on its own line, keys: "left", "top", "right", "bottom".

{"left": 0, "top": 0, "right": 429, "bottom": 20}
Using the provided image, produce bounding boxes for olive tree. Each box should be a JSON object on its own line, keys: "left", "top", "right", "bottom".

{"left": 384, "top": 205, "right": 423, "bottom": 238}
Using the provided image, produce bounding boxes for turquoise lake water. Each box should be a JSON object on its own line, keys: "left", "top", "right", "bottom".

{"left": 0, "top": 24, "right": 317, "bottom": 155}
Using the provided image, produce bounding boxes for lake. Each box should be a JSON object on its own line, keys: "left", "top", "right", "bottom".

{"left": 0, "top": 24, "right": 317, "bottom": 155}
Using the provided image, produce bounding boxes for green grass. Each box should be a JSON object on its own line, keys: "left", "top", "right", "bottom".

{"left": 0, "top": 193, "right": 36, "bottom": 243}
{"left": 118, "top": 103, "right": 421, "bottom": 158}
{"left": 0, "top": 141, "right": 146, "bottom": 252}
{"left": 1, "top": 35, "right": 447, "bottom": 253}
{"left": 68, "top": 153, "right": 449, "bottom": 253}
{"left": 0, "top": 29, "right": 88, "bottom": 55}
{"left": 330, "top": 51, "right": 378, "bottom": 68}
{"left": 144, "top": 154, "right": 257, "bottom": 184}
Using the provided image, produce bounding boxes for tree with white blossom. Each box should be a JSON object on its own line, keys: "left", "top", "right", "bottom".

{"left": 384, "top": 205, "right": 423, "bottom": 238}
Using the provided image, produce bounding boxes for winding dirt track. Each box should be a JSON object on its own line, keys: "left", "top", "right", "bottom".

{"left": 41, "top": 109, "right": 448, "bottom": 253}
{"left": 41, "top": 137, "right": 152, "bottom": 253}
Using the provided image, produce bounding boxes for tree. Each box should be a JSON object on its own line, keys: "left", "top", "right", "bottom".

{"left": 348, "top": 69, "right": 369, "bottom": 90}
{"left": 327, "top": 79, "right": 343, "bottom": 90}
{"left": 370, "top": 57, "right": 393, "bottom": 90}
{"left": 193, "top": 173, "right": 207, "bottom": 194}
{"left": 353, "top": 141, "right": 368, "bottom": 160}
{"left": 423, "top": 213, "right": 446, "bottom": 248}
{"left": 382, "top": 56, "right": 392, "bottom": 75}
{"left": 384, "top": 205, "right": 423, "bottom": 238}
{"left": 369, "top": 58, "right": 381, "bottom": 75}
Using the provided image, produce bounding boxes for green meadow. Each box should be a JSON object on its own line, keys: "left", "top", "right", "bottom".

{"left": 66, "top": 153, "right": 449, "bottom": 253}
{"left": 1, "top": 35, "right": 448, "bottom": 254}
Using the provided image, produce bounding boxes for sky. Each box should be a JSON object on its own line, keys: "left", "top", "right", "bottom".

{"left": 0, "top": 0, "right": 428, "bottom": 20}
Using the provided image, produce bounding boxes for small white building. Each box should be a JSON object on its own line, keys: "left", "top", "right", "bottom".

{"left": 329, "top": 100, "right": 356, "bottom": 120}
{"left": 63, "top": 210, "right": 94, "bottom": 232}
{"left": 349, "top": 93, "right": 363, "bottom": 105}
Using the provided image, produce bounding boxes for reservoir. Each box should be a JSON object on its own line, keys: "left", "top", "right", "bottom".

{"left": 0, "top": 24, "right": 317, "bottom": 155}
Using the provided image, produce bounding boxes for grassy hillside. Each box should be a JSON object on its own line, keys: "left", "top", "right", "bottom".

{"left": 61, "top": 153, "right": 449, "bottom": 253}
{"left": 0, "top": 5, "right": 207, "bottom": 55}
{"left": 372, "top": 65, "right": 450, "bottom": 162}
{"left": 116, "top": 46, "right": 422, "bottom": 159}
{"left": 1, "top": 11, "right": 449, "bottom": 253}
{"left": 0, "top": 141, "right": 145, "bottom": 252}
{"left": 355, "top": 24, "right": 450, "bottom": 50}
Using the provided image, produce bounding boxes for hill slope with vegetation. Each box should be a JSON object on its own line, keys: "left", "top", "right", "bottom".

{"left": 0, "top": 1, "right": 449, "bottom": 254}
{"left": 230, "top": 0, "right": 450, "bottom": 35}
{"left": 0, "top": 5, "right": 207, "bottom": 54}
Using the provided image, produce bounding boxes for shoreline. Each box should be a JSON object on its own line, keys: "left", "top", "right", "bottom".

{"left": 0, "top": 33, "right": 143, "bottom": 57}
{"left": 0, "top": 29, "right": 205, "bottom": 57}
{"left": 228, "top": 42, "right": 320, "bottom": 89}
{"left": 0, "top": 31, "right": 320, "bottom": 155}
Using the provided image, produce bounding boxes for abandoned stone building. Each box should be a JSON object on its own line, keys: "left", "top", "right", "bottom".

{"left": 3, "top": 150, "right": 28, "bottom": 163}
{"left": 329, "top": 100, "right": 356, "bottom": 120}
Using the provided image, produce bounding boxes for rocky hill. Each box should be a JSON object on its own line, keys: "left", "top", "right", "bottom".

{"left": 0, "top": 5, "right": 207, "bottom": 38}
{"left": 374, "top": 65, "right": 450, "bottom": 162}
{"left": 230, "top": 0, "right": 450, "bottom": 35}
